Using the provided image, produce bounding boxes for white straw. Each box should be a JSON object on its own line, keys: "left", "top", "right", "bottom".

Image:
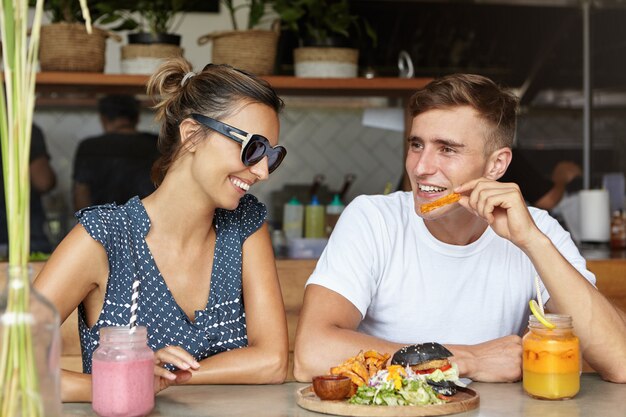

{"left": 129, "top": 279, "right": 140, "bottom": 332}
{"left": 534, "top": 274, "right": 545, "bottom": 316}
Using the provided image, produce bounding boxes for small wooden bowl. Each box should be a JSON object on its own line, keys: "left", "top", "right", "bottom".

{"left": 312, "top": 375, "right": 352, "bottom": 401}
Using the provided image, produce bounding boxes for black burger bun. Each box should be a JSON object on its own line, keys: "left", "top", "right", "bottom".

{"left": 391, "top": 342, "right": 453, "bottom": 370}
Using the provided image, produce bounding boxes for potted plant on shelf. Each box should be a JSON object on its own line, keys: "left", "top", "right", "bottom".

{"left": 1, "top": 2, "right": 90, "bottom": 415}
{"left": 272, "top": 0, "right": 377, "bottom": 78}
{"left": 37, "top": 0, "right": 123, "bottom": 72}
{"left": 118, "top": 0, "right": 188, "bottom": 45}
{"left": 113, "top": 0, "right": 189, "bottom": 74}
{"left": 197, "top": 0, "right": 280, "bottom": 75}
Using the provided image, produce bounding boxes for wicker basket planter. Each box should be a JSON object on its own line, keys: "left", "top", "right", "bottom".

{"left": 198, "top": 29, "right": 279, "bottom": 76}
{"left": 39, "top": 23, "right": 113, "bottom": 72}
{"left": 120, "top": 43, "right": 184, "bottom": 75}
{"left": 293, "top": 47, "right": 359, "bottom": 78}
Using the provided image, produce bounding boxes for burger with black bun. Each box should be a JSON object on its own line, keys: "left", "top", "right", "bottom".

{"left": 391, "top": 342, "right": 463, "bottom": 396}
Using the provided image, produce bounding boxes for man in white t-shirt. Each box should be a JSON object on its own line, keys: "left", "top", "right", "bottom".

{"left": 294, "top": 74, "right": 626, "bottom": 383}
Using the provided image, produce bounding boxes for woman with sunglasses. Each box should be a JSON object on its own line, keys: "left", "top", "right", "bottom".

{"left": 34, "top": 57, "right": 289, "bottom": 401}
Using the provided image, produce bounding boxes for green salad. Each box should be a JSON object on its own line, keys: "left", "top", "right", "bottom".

{"left": 349, "top": 378, "right": 444, "bottom": 406}
{"left": 347, "top": 362, "right": 462, "bottom": 407}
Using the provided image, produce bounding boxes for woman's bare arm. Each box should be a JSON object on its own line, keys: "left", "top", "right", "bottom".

{"left": 182, "top": 222, "right": 290, "bottom": 384}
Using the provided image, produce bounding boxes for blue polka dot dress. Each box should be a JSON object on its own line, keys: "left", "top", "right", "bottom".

{"left": 75, "top": 194, "right": 266, "bottom": 373}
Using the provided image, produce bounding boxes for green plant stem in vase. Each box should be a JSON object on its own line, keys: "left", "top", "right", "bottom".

{"left": 0, "top": 1, "right": 90, "bottom": 415}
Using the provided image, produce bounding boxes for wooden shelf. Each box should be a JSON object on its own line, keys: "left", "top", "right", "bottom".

{"left": 34, "top": 72, "right": 433, "bottom": 101}
{"left": 261, "top": 76, "right": 433, "bottom": 97}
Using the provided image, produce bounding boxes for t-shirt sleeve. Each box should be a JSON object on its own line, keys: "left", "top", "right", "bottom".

{"left": 532, "top": 209, "right": 596, "bottom": 303}
{"left": 238, "top": 194, "right": 267, "bottom": 242}
{"left": 306, "top": 196, "right": 384, "bottom": 318}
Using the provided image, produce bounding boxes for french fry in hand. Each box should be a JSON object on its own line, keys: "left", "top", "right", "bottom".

{"left": 420, "top": 193, "right": 461, "bottom": 214}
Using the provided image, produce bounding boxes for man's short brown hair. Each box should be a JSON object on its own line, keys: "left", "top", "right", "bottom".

{"left": 408, "top": 74, "right": 519, "bottom": 155}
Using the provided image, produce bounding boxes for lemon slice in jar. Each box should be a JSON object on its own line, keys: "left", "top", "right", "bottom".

{"left": 529, "top": 300, "right": 556, "bottom": 329}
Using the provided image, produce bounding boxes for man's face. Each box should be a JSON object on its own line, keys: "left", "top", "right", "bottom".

{"left": 405, "top": 106, "right": 490, "bottom": 219}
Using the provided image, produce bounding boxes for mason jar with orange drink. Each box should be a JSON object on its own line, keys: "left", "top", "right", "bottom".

{"left": 522, "top": 313, "right": 580, "bottom": 400}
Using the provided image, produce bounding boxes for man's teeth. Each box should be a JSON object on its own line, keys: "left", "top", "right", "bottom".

{"left": 231, "top": 178, "right": 250, "bottom": 191}
{"left": 419, "top": 184, "right": 446, "bottom": 193}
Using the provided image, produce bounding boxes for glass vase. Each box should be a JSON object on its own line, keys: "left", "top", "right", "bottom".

{"left": 0, "top": 265, "right": 61, "bottom": 417}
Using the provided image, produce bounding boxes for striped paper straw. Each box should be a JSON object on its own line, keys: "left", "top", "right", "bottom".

{"left": 534, "top": 274, "right": 545, "bottom": 316}
{"left": 129, "top": 278, "right": 140, "bottom": 332}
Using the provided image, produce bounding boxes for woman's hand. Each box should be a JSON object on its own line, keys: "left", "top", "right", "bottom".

{"left": 153, "top": 345, "right": 200, "bottom": 394}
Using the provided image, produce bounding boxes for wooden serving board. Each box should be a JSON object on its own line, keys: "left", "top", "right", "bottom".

{"left": 296, "top": 385, "right": 479, "bottom": 417}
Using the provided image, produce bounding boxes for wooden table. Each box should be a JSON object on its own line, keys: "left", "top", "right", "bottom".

{"left": 63, "top": 374, "right": 626, "bottom": 416}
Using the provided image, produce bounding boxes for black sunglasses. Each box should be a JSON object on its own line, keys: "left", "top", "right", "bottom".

{"left": 190, "top": 113, "right": 286, "bottom": 174}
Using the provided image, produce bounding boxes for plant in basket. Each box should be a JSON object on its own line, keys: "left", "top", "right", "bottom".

{"left": 197, "top": 0, "right": 280, "bottom": 76}
{"left": 115, "top": 0, "right": 189, "bottom": 46}
{"left": 35, "top": 0, "right": 124, "bottom": 72}
{"left": 109, "top": 0, "right": 191, "bottom": 74}
{"left": 272, "top": 0, "right": 377, "bottom": 78}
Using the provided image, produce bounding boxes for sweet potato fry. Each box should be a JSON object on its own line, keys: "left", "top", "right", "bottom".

{"left": 364, "top": 350, "right": 386, "bottom": 361}
{"left": 330, "top": 364, "right": 353, "bottom": 376}
{"left": 420, "top": 193, "right": 461, "bottom": 214}
{"left": 351, "top": 360, "right": 370, "bottom": 382}
{"left": 342, "top": 370, "right": 366, "bottom": 387}
{"left": 329, "top": 349, "right": 391, "bottom": 392}
{"left": 366, "top": 358, "right": 380, "bottom": 377}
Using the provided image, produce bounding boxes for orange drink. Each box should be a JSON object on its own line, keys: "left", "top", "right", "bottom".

{"left": 522, "top": 314, "right": 580, "bottom": 400}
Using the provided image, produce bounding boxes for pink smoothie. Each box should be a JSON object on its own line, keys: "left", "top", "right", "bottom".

{"left": 92, "top": 358, "right": 154, "bottom": 417}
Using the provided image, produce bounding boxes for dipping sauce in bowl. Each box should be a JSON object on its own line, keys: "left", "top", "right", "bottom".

{"left": 312, "top": 375, "right": 352, "bottom": 401}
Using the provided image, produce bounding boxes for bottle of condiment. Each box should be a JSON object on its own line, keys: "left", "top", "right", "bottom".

{"left": 522, "top": 314, "right": 580, "bottom": 400}
{"left": 271, "top": 229, "right": 288, "bottom": 258}
{"left": 305, "top": 195, "right": 326, "bottom": 238}
{"left": 92, "top": 326, "right": 155, "bottom": 417}
{"left": 282, "top": 196, "right": 304, "bottom": 240}
{"left": 325, "top": 194, "right": 345, "bottom": 237}
{"left": 610, "top": 210, "right": 626, "bottom": 250}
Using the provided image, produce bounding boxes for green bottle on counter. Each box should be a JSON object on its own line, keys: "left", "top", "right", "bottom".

{"left": 283, "top": 196, "right": 304, "bottom": 240}
{"left": 305, "top": 195, "right": 326, "bottom": 238}
{"left": 325, "top": 194, "right": 345, "bottom": 237}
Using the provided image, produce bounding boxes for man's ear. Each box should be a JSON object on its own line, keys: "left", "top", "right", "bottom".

{"left": 178, "top": 119, "right": 203, "bottom": 152}
{"left": 485, "top": 147, "right": 512, "bottom": 180}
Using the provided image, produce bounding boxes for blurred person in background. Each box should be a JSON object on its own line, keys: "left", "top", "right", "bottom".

{"left": 0, "top": 124, "right": 56, "bottom": 256}
{"left": 500, "top": 149, "right": 581, "bottom": 211}
{"left": 72, "top": 94, "right": 159, "bottom": 211}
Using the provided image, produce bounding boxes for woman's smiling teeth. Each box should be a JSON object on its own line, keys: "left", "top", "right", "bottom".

{"left": 418, "top": 183, "right": 446, "bottom": 193}
{"left": 230, "top": 177, "right": 250, "bottom": 191}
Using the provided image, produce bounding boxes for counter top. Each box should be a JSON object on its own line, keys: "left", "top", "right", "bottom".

{"left": 579, "top": 244, "right": 626, "bottom": 260}
{"left": 63, "top": 374, "right": 625, "bottom": 417}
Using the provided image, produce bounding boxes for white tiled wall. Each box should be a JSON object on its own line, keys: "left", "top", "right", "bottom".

{"left": 33, "top": 105, "right": 626, "bottom": 241}
{"left": 33, "top": 106, "right": 405, "bottom": 233}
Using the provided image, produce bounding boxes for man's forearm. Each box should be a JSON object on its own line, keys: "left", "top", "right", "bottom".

{"left": 523, "top": 234, "right": 626, "bottom": 383}
{"left": 293, "top": 325, "right": 406, "bottom": 382}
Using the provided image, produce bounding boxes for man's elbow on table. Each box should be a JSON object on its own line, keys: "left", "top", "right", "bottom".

{"left": 597, "top": 361, "right": 626, "bottom": 384}
{"left": 293, "top": 336, "right": 318, "bottom": 382}
{"left": 603, "top": 372, "right": 626, "bottom": 384}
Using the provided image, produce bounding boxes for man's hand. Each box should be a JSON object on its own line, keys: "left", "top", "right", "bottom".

{"left": 153, "top": 345, "right": 199, "bottom": 394}
{"left": 448, "top": 335, "right": 523, "bottom": 382}
{"left": 455, "top": 178, "right": 542, "bottom": 249}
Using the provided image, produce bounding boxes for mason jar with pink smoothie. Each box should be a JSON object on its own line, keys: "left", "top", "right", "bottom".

{"left": 92, "top": 326, "right": 154, "bottom": 417}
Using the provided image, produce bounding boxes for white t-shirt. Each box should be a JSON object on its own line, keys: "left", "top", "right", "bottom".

{"left": 306, "top": 191, "right": 595, "bottom": 345}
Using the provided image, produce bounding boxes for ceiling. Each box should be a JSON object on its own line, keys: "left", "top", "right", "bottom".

{"left": 346, "top": 0, "right": 626, "bottom": 107}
